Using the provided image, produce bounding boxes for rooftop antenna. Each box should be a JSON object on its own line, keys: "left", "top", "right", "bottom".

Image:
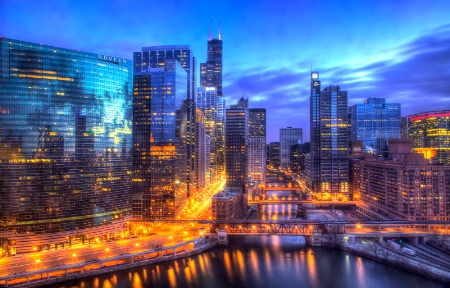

{"left": 218, "top": 18, "right": 222, "bottom": 40}
{"left": 209, "top": 19, "right": 213, "bottom": 41}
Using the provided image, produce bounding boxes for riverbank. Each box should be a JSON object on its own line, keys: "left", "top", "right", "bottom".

{"left": 341, "top": 241, "right": 450, "bottom": 285}
{"left": 3, "top": 238, "right": 218, "bottom": 288}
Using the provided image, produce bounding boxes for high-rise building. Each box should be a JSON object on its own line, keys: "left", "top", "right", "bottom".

{"left": 360, "top": 138, "right": 450, "bottom": 221}
{"left": 0, "top": 38, "right": 133, "bottom": 234}
{"left": 249, "top": 108, "right": 266, "bottom": 140}
{"left": 132, "top": 59, "right": 188, "bottom": 220}
{"left": 279, "top": 127, "right": 302, "bottom": 170}
{"left": 248, "top": 108, "right": 266, "bottom": 184}
{"left": 134, "top": 45, "right": 197, "bottom": 200}
{"left": 351, "top": 98, "right": 401, "bottom": 155}
{"left": 267, "top": 142, "right": 280, "bottom": 169}
{"left": 407, "top": 110, "right": 450, "bottom": 164}
{"left": 308, "top": 72, "right": 349, "bottom": 200}
{"left": 195, "top": 108, "right": 207, "bottom": 191}
{"left": 225, "top": 98, "right": 249, "bottom": 191}
{"left": 196, "top": 87, "right": 223, "bottom": 181}
{"left": 200, "top": 21, "right": 223, "bottom": 96}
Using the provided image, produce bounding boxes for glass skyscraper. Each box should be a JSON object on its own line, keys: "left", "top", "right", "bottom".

{"left": 0, "top": 38, "right": 133, "bottom": 233}
{"left": 225, "top": 98, "right": 248, "bottom": 191}
{"left": 351, "top": 98, "right": 401, "bottom": 155}
{"left": 133, "top": 45, "right": 197, "bottom": 202}
{"left": 308, "top": 72, "right": 349, "bottom": 200}
{"left": 249, "top": 108, "right": 267, "bottom": 184}
{"left": 200, "top": 22, "right": 223, "bottom": 96}
{"left": 407, "top": 110, "right": 450, "bottom": 164}
{"left": 132, "top": 59, "right": 188, "bottom": 220}
{"left": 279, "top": 127, "right": 302, "bottom": 170}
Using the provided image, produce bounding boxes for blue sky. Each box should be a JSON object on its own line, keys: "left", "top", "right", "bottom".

{"left": 1, "top": 0, "right": 450, "bottom": 142}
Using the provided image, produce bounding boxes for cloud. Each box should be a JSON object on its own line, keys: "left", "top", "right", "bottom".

{"left": 223, "top": 24, "right": 450, "bottom": 142}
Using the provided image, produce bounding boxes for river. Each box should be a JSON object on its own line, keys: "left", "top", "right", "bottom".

{"left": 53, "top": 191, "right": 447, "bottom": 288}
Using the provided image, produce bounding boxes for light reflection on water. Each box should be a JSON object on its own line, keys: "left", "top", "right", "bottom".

{"left": 55, "top": 201, "right": 448, "bottom": 288}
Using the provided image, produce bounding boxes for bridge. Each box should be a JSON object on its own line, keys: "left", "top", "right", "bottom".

{"left": 263, "top": 186, "right": 301, "bottom": 191}
{"left": 133, "top": 219, "right": 450, "bottom": 236}
{"left": 247, "top": 199, "right": 361, "bottom": 206}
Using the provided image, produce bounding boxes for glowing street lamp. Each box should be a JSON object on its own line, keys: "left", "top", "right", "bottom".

{"left": 36, "top": 259, "right": 41, "bottom": 270}
{"left": 105, "top": 248, "right": 110, "bottom": 258}
{"left": 33, "top": 246, "right": 37, "bottom": 256}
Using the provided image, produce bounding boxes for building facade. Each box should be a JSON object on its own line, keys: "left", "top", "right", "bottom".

{"left": 407, "top": 110, "right": 450, "bottom": 164}
{"left": 248, "top": 108, "right": 266, "bottom": 183}
{"left": 132, "top": 59, "right": 188, "bottom": 220}
{"left": 200, "top": 22, "right": 223, "bottom": 96}
{"left": 0, "top": 38, "right": 133, "bottom": 234}
{"left": 351, "top": 98, "right": 401, "bottom": 155}
{"left": 225, "top": 98, "right": 249, "bottom": 191}
{"left": 267, "top": 142, "right": 280, "bottom": 169}
{"left": 360, "top": 138, "right": 450, "bottom": 221}
{"left": 211, "top": 188, "right": 242, "bottom": 220}
{"left": 196, "top": 87, "right": 223, "bottom": 181}
{"left": 133, "top": 46, "right": 197, "bottom": 196}
{"left": 280, "top": 127, "right": 302, "bottom": 170}
{"left": 308, "top": 72, "right": 349, "bottom": 200}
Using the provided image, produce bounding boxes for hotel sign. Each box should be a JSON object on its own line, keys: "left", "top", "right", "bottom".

{"left": 98, "top": 55, "right": 127, "bottom": 64}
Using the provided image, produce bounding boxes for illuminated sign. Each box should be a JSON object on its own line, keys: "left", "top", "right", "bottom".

{"left": 98, "top": 55, "right": 127, "bottom": 64}
{"left": 205, "top": 87, "right": 216, "bottom": 91}
{"left": 311, "top": 72, "right": 319, "bottom": 79}
{"left": 313, "top": 81, "right": 319, "bottom": 86}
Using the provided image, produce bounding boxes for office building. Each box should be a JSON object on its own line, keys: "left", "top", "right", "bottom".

{"left": 267, "top": 142, "right": 280, "bottom": 169}
{"left": 280, "top": 127, "right": 302, "bottom": 170}
{"left": 134, "top": 45, "right": 197, "bottom": 201}
{"left": 200, "top": 21, "right": 223, "bottom": 96}
{"left": 308, "top": 72, "right": 349, "bottom": 200}
{"left": 351, "top": 98, "right": 401, "bottom": 155}
{"left": 132, "top": 59, "right": 188, "bottom": 220}
{"left": 0, "top": 38, "right": 133, "bottom": 234}
{"left": 407, "top": 110, "right": 450, "bottom": 164}
{"left": 248, "top": 108, "right": 266, "bottom": 183}
{"left": 211, "top": 188, "right": 243, "bottom": 220}
{"left": 195, "top": 108, "right": 207, "bottom": 191}
{"left": 360, "top": 138, "right": 450, "bottom": 221}
{"left": 196, "top": 87, "right": 223, "bottom": 180}
{"left": 225, "top": 98, "right": 249, "bottom": 191}
{"left": 249, "top": 108, "right": 266, "bottom": 140}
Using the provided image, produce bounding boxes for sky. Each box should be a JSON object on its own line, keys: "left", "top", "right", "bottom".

{"left": 1, "top": 0, "right": 450, "bottom": 143}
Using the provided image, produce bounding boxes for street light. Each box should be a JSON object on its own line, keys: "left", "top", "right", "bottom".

{"left": 72, "top": 253, "right": 77, "bottom": 264}
{"left": 33, "top": 246, "right": 37, "bottom": 256}
{"left": 36, "top": 259, "right": 41, "bottom": 270}
{"left": 105, "top": 248, "right": 110, "bottom": 258}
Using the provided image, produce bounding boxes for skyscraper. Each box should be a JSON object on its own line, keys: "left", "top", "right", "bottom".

{"left": 308, "top": 72, "right": 349, "bottom": 200}
{"left": 200, "top": 21, "right": 223, "bottom": 96}
{"left": 134, "top": 45, "right": 197, "bottom": 200}
{"left": 279, "top": 127, "right": 302, "bottom": 170}
{"left": 249, "top": 108, "right": 266, "bottom": 140}
{"left": 248, "top": 108, "right": 267, "bottom": 184}
{"left": 132, "top": 59, "right": 188, "bottom": 220}
{"left": 407, "top": 110, "right": 450, "bottom": 164}
{"left": 225, "top": 98, "right": 249, "bottom": 191}
{"left": 196, "top": 87, "right": 221, "bottom": 181}
{"left": 351, "top": 98, "right": 401, "bottom": 155}
{"left": 0, "top": 37, "right": 133, "bottom": 234}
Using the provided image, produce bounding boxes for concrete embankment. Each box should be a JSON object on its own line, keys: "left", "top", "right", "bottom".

{"left": 13, "top": 239, "right": 218, "bottom": 288}
{"left": 341, "top": 242, "right": 450, "bottom": 285}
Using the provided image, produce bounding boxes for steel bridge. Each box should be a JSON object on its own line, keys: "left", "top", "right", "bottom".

{"left": 132, "top": 219, "right": 450, "bottom": 237}
{"left": 247, "top": 199, "right": 360, "bottom": 206}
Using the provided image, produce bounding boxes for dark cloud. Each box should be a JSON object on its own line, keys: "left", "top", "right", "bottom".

{"left": 223, "top": 24, "right": 450, "bottom": 142}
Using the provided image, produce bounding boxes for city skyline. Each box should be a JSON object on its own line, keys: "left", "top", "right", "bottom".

{"left": 1, "top": 0, "right": 450, "bottom": 143}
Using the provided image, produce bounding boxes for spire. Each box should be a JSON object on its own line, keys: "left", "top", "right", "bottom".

{"left": 218, "top": 18, "right": 222, "bottom": 40}
{"left": 209, "top": 19, "right": 213, "bottom": 41}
